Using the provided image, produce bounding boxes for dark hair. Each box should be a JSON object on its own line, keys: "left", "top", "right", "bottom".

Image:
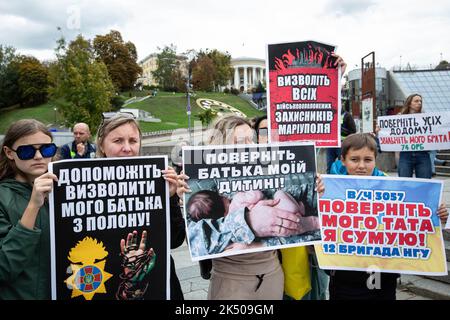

{"left": 253, "top": 115, "right": 267, "bottom": 143}
{"left": 400, "top": 94, "right": 422, "bottom": 114}
{"left": 253, "top": 115, "right": 267, "bottom": 129}
{"left": 341, "top": 133, "right": 378, "bottom": 160}
{"left": 0, "top": 119, "right": 53, "bottom": 180}
{"left": 187, "top": 190, "right": 226, "bottom": 222}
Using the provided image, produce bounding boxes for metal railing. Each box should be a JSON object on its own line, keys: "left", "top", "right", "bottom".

{"left": 142, "top": 129, "right": 176, "bottom": 137}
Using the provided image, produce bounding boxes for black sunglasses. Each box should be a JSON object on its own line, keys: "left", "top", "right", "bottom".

{"left": 10, "top": 143, "right": 57, "bottom": 160}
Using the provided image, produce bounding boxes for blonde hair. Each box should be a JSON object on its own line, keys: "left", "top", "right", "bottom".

{"left": 400, "top": 93, "right": 422, "bottom": 114}
{"left": 206, "top": 115, "right": 252, "bottom": 145}
{"left": 95, "top": 113, "right": 142, "bottom": 158}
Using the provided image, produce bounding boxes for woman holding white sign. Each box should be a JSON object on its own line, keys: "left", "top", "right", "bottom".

{"left": 202, "top": 115, "right": 286, "bottom": 299}
{"left": 96, "top": 113, "right": 185, "bottom": 300}
{"left": 397, "top": 94, "right": 432, "bottom": 178}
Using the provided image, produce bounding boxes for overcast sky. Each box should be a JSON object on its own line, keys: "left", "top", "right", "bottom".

{"left": 1, "top": 0, "right": 449, "bottom": 72}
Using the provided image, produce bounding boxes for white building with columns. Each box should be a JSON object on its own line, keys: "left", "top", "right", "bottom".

{"left": 230, "top": 57, "right": 266, "bottom": 92}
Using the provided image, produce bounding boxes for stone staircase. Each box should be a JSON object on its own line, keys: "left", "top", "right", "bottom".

{"left": 238, "top": 93, "right": 266, "bottom": 110}
{"left": 435, "top": 150, "right": 450, "bottom": 176}
{"left": 399, "top": 230, "right": 450, "bottom": 299}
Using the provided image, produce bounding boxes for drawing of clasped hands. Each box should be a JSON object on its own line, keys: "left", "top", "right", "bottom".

{"left": 244, "top": 190, "right": 319, "bottom": 238}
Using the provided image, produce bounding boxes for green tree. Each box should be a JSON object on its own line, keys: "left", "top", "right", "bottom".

{"left": 0, "top": 45, "right": 20, "bottom": 109}
{"left": 206, "top": 49, "right": 233, "bottom": 90}
{"left": 16, "top": 55, "right": 49, "bottom": 106}
{"left": 152, "top": 45, "right": 183, "bottom": 91}
{"left": 191, "top": 49, "right": 232, "bottom": 92}
{"left": 192, "top": 55, "right": 215, "bottom": 91}
{"left": 173, "top": 68, "right": 188, "bottom": 92}
{"left": 93, "top": 30, "right": 142, "bottom": 92}
{"left": 435, "top": 60, "right": 450, "bottom": 70}
{"left": 196, "top": 108, "right": 217, "bottom": 127}
{"left": 49, "top": 35, "right": 115, "bottom": 133}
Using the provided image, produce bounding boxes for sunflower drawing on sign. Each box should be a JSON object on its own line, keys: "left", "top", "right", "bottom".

{"left": 65, "top": 237, "right": 113, "bottom": 300}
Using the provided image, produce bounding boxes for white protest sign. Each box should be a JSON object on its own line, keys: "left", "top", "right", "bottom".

{"left": 378, "top": 112, "right": 450, "bottom": 152}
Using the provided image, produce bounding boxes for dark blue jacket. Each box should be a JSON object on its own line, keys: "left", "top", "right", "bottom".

{"left": 60, "top": 141, "right": 96, "bottom": 159}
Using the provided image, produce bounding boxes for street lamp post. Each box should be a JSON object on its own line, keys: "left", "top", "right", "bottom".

{"left": 186, "top": 67, "right": 192, "bottom": 144}
{"left": 183, "top": 50, "right": 196, "bottom": 145}
{"left": 53, "top": 107, "right": 57, "bottom": 124}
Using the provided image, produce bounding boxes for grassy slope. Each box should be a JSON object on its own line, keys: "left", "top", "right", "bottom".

{"left": 0, "top": 102, "right": 59, "bottom": 133}
{"left": 0, "top": 92, "right": 266, "bottom": 134}
{"left": 124, "top": 91, "right": 265, "bottom": 132}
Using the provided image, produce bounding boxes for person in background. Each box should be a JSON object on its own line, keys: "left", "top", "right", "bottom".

{"left": 397, "top": 94, "right": 432, "bottom": 178}
{"left": 60, "top": 122, "right": 96, "bottom": 159}
{"left": 326, "top": 101, "right": 356, "bottom": 174}
{"left": 0, "top": 119, "right": 58, "bottom": 299}
{"left": 253, "top": 115, "right": 268, "bottom": 144}
{"left": 429, "top": 150, "right": 447, "bottom": 177}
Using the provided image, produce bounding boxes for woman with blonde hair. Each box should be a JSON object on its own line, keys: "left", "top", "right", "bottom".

{"left": 206, "top": 115, "right": 285, "bottom": 299}
{"left": 206, "top": 114, "right": 256, "bottom": 145}
{"left": 179, "top": 114, "right": 323, "bottom": 299}
{"left": 96, "top": 113, "right": 186, "bottom": 300}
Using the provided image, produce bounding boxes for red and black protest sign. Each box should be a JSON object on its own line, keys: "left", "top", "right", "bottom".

{"left": 267, "top": 40, "right": 341, "bottom": 147}
{"left": 49, "top": 156, "right": 170, "bottom": 300}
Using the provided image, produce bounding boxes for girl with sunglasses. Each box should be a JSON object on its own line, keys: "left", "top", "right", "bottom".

{"left": 0, "top": 119, "right": 58, "bottom": 299}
